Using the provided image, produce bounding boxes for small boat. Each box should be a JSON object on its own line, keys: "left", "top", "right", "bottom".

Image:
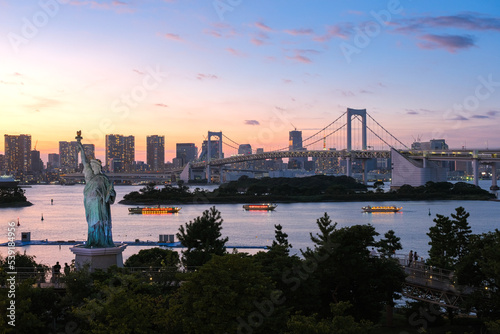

{"left": 362, "top": 205, "right": 402, "bottom": 213}
{"left": 243, "top": 203, "right": 277, "bottom": 211}
{"left": 128, "top": 206, "right": 181, "bottom": 214}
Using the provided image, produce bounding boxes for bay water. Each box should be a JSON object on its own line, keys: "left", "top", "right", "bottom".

{"left": 1, "top": 182, "right": 499, "bottom": 268}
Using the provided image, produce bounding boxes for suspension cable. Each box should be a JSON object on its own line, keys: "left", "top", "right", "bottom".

{"left": 222, "top": 134, "right": 240, "bottom": 146}
{"left": 303, "top": 111, "right": 347, "bottom": 143}
{"left": 222, "top": 141, "right": 239, "bottom": 150}
{"left": 303, "top": 124, "right": 346, "bottom": 149}
{"left": 366, "top": 112, "right": 408, "bottom": 149}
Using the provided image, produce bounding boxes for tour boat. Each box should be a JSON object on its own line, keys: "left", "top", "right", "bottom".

{"left": 128, "top": 206, "right": 181, "bottom": 214}
{"left": 361, "top": 205, "right": 402, "bottom": 213}
{"left": 242, "top": 203, "right": 277, "bottom": 211}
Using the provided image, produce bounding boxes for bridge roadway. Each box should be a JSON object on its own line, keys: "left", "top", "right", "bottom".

{"left": 188, "top": 148, "right": 500, "bottom": 168}
{"left": 62, "top": 148, "right": 499, "bottom": 184}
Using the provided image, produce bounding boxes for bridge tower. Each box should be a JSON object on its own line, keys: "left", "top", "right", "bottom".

{"left": 206, "top": 131, "right": 223, "bottom": 183}
{"left": 346, "top": 108, "right": 367, "bottom": 180}
{"left": 346, "top": 108, "right": 367, "bottom": 151}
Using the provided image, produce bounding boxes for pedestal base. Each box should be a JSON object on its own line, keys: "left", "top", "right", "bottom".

{"left": 70, "top": 244, "right": 127, "bottom": 272}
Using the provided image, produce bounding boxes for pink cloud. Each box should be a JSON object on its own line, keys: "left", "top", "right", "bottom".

{"left": 203, "top": 22, "right": 238, "bottom": 39}
{"left": 284, "top": 28, "right": 314, "bottom": 36}
{"left": 155, "top": 103, "right": 168, "bottom": 108}
{"left": 226, "top": 48, "right": 244, "bottom": 56}
{"left": 163, "top": 33, "right": 183, "bottom": 42}
{"left": 255, "top": 21, "right": 273, "bottom": 32}
{"left": 197, "top": 73, "right": 218, "bottom": 80}
{"left": 251, "top": 38, "right": 266, "bottom": 46}
{"left": 313, "top": 23, "right": 353, "bottom": 42}
{"left": 286, "top": 54, "right": 312, "bottom": 64}
{"left": 417, "top": 34, "right": 475, "bottom": 53}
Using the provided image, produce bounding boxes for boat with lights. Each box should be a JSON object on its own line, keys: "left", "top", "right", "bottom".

{"left": 361, "top": 205, "right": 402, "bottom": 213}
{"left": 243, "top": 203, "right": 277, "bottom": 211}
{"left": 128, "top": 206, "right": 181, "bottom": 214}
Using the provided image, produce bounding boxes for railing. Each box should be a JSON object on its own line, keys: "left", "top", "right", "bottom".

{"left": 1, "top": 266, "right": 185, "bottom": 287}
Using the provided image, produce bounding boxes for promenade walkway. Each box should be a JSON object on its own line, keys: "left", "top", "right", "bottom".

{"left": 396, "top": 255, "right": 465, "bottom": 309}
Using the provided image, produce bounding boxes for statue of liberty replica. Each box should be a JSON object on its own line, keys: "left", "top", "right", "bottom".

{"left": 71, "top": 131, "right": 125, "bottom": 270}
{"left": 76, "top": 131, "right": 115, "bottom": 247}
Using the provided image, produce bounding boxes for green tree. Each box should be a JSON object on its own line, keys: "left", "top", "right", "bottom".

{"left": 285, "top": 302, "right": 373, "bottom": 334}
{"left": 427, "top": 207, "right": 472, "bottom": 270}
{"left": 376, "top": 230, "right": 402, "bottom": 258}
{"left": 302, "top": 213, "right": 405, "bottom": 323}
{"left": 177, "top": 206, "right": 228, "bottom": 269}
{"left": 455, "top": 230, "right": 500, "bottom": 319}
{"left": 254, "top": 225, "right": 319, "bottom": 317}
{"left": 124, "top": 247, "right": 179, "bottom": 268}
{"left": 165, "top": 254, "right": 285, "bottom": 334}
{"left": 70, "top": 272, "right": 169, "bottom": 333}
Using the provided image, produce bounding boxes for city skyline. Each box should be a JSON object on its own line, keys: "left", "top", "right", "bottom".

{"left": 1, "top": 1, "right": 500, "bottom": 162}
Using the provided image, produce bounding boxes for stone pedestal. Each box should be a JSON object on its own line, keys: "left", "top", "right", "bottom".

{"left": 70, "top": 244, "right": 127, "bottom": 272}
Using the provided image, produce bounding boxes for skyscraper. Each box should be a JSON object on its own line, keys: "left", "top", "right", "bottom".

{"left": 147, "top": 135, "right": 165, "bottom": 171}
{"left": 4, "top": 134, "right": 32, "bottom": 175}
{"left": 59, "top": 141, "right": 78, "bottom": 172}
{"left": 176, "top": 143, "right": 197, "bottom": 166}
{"left": 48, "top": 153, "right": 60, "bottom": 170}
{"left": 289, "top": 130, "right": 303, "bottom": 151}
{"left": 30, "top": 150, "right": 43, "bottom": 172}
{"left": 288, "top": 130, "right": 306, "bottom": 169}
{"left": 106, "top": 134, "right": 135, "bottom": 172}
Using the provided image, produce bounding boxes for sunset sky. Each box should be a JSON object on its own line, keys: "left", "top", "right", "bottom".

{"left": 1, "top": 0, "right": 500, "bottom": 162}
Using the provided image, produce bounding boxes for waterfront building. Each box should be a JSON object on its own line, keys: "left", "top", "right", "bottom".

{"left": 175, "top": 142, "right": 197, "bottom": 167}
{"left": 288, "top": 130, "right": 306, "bottom": 169}
{"left": 0, "top": 154, "right": 5, "bottom": 172}
{"left": 147, "top": 135, "right": 165, "bottom": 171}
{"left": 289, "top": 130, "right": 302, "bottom": 151}
{"left": 59, "top": 141, "right": 78, "bottom": 173}
{"left": 47, "top": 153, "right": 60, "bottom": 169}
{"left": 238, "top": 144, "right": 252, "bottom": 155}
{"left": 5, "top": 134, "right": 32, "bottom": 176}
{"left": 30, "top": 150, "right": 43, "bottom": 172}
{"left": 106, "top": 134, "right": 135, "bottom": 172}
{"left": 411, "top": 139, "right": 449, "bottom": 150}
{"left": 316, "top": 148, "right": 339, "bottom": 173}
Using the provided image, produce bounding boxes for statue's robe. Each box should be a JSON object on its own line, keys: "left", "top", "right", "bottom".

{"left": 83, "top": 173, "right": 116, "bottom": 248}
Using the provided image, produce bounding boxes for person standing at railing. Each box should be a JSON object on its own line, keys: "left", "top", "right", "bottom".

{"left": 408, "top": 250, "right": 413, "bottom": 267}
{"left": 414, "top": 251, "right": 418, "bottom": 267}
{"left": 53, "top": 262, "right": 61, "bottom": 284}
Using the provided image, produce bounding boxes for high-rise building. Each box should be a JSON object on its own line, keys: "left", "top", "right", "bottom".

{"left": 176, "top": 143, "right": 197, "bottom": 166}
{"left": 288, "top": 130, "right": 306, "bottom": 169}
{"left": 124, "top": 136, "right": 135, "bottom": 172}
{"left": 147, "top": 135, "right": 165, "bottom": 171}
{"left": 289, "top": 130, "right": 303, "bottom": 151}
{"left": 238, "top": 144, "right": 252, "bottom": 155}
{"left": 4, "top": 134, "right": 32, "bottom": 175}
{"left": 106, "top": 134, "right": 135, "bottom": 172}
{"left": 48, "top": 153, "right": 60, "bottom": 170}
{"left": 59, "top": 141, "right": 78, "bottom": 172}
{"left": 0, "top": 154, "right": 5, "bottom": 172}
{"left": 30, "top": 150, "right": 43, "bottom": 172}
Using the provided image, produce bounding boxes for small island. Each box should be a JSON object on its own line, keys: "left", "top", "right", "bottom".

{"left": 0, "top": 185, "right": 33, "bottom": 207}
{"left": 119, "top": 175, "right": 495, "bottom": 205}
